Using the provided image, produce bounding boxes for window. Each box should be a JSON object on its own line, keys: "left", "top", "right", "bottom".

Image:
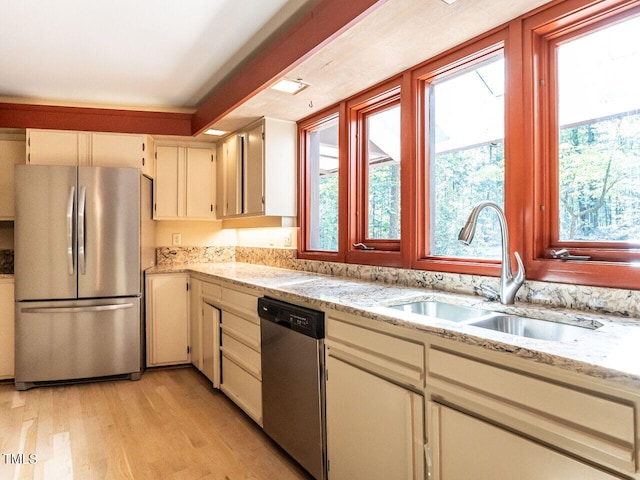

{"left": 298, "top": 111, "right": 342, "bottom": 258}
{"left": 535, "top": 5, "right": 640, "bottom": 265}
{"left": 347, "top": 81, "right": 405, "bottom": 266}
{"left": 556, "top": 16, "right": 640, "bottom": 244}
{"left": 427, "top": 52, "right": 505, "bottom": 260}
{"left": 353, "top": 93, "right": 402, "bottom": 250}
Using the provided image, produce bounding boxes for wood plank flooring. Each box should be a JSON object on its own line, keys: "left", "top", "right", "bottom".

{"left": 0, "top": 367, "right": 313, "bottom": 480}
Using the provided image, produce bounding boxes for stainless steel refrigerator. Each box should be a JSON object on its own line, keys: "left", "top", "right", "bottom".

{"left": 14, "top": 165, "right": 146, "bottom": 390}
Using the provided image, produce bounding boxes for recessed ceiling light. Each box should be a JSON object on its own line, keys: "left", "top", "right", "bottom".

{"left": 441, "top": 0, "right": 456, "bottom": 4}
{"left": 270, "top": 78, "right": 310, "bottom": 95}
{"left": 204, "top": 129, "right": 227, "bottom": 136}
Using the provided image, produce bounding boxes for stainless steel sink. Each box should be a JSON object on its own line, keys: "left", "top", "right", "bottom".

{"left": 469, "top": 314, "right": 593, "bottom": 342}
{"left": 389, "top": 301, "right": 491, "bottom": 323}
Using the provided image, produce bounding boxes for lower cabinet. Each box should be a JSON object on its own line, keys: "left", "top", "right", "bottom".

{"left": 201, "top": 302, "right": 220, "bottom": 386}
{"left": 325, "top": 315, "right": 426, "bottom": 480}
{"left": 326, "top": 355, "right": 424, "bottom": 480}
{"left": 0, "top": 278, "right": 15, "bottom": 379}
{"left": 428, "top": 402, "right": 624, "bottom": 480}
{"left": 219, "top": 306, "right": 262, "bottom": 425}
{"left": 145, "top": 273, "right": 189, "bottom": 367}
{"left": 426, "top": 341, "right": 638, "bottom": 479}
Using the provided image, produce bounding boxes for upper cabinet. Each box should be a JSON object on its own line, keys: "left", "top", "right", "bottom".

{"left": 26, "top": 129, "right": 154, "bottom": 176}
{"left": 217, "top": 117, "right": 296, "bottom": 219}
{"left": 154, "top": 144, "right": 216, "bottom": 221}
{"left": 0, "top": 132, "right": 26, "bottom": 220}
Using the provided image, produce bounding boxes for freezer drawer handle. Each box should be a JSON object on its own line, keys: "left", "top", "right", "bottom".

{"left": 78, "top": 185, "right": 87, "bottom": 275}
{"left": 66, "top": 185, "right": 75, "bottom": 276}
{"left": 22, "top": 303, "right": 135, "bottom": 314}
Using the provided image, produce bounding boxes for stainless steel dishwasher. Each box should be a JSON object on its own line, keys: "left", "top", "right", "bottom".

{"left": 258, "top": 297, "right": 326, "bottom": 480}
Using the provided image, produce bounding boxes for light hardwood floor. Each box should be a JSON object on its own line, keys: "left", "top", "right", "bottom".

{"left": 0, "top": 367, "right": 313, "bottom": 480}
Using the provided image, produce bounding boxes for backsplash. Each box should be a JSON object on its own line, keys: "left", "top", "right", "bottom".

{"left": 158, "top": 246, "right": 640, "bottom": 319}
{"left": 156, "top": 246, "right": 235, "bottom": 265}
{"left": 0, "top": 250, "right": 13, "bottom": 274}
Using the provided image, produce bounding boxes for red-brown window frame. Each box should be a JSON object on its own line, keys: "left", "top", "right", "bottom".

{"left": 411, "top": 29, "right": 515, "bottom": 278}
{"left": 346, "top": 77, "right": 409, "bottom": 267}
{"left": 351, "top": 86, "right": 402, "bottom": 252}
{"left": 297, "top": 0, "right": 640, "bottom": 290}
{"left": 524, "top": 0, "right": 640, "bottom": 288}
{"left": 297, "top": 106, "right": 346, "bottom": 263}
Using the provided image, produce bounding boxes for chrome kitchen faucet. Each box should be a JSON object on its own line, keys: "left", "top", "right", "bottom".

{"left": 458, "top": 201, "right": 525, "bottom": 305}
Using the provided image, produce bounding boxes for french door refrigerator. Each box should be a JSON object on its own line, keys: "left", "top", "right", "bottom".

{"left": 14, "top": 165, "right": 142, "bottom": 390}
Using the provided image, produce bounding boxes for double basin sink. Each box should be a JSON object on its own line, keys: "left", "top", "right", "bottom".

{"left": 389, "top": 300, "right": 597, "bottom": 342}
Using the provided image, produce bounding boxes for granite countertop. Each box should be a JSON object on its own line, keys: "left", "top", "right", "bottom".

{"left": 148, "top": 262, "right": 640, "bottom": 390}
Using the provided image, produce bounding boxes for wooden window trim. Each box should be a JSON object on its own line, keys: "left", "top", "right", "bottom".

{"left": 411, "top": 29, "right": 512, "bottom": 278}
{"left": 297, "top": 0, "right": 640, "bottom": 289}
{"left": 297, "top": 106, "right": 345, "bottom": 262}
{"left": 524, "top": 0, "right": 640, "bottom": 288}
{"left": 346, "top": 77, "right": 408, "bottom": 267}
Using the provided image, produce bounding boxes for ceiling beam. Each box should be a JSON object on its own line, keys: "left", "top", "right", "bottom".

{"left": 0, "top": 103, "right": 193, "bottom": 136}
{"left": 191, "top": 0, "right": 390, "bottom": 135}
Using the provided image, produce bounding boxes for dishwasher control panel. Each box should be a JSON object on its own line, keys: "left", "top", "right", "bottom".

{"left": 258, "top": 297, "right": 325, "bottom": 339}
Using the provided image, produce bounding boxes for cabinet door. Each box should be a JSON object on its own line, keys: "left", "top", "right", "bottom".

{"left": 244, "top": 123, "right": 264, "bottom": 215}
{"left": 0, "top": 139, "right": 25, "bottom": 220}
{"left": 224, "top": 135, "right": 242, "bottom": 216}
{"left": 146, "top": 274, "right": 189, "bottom": 366}
{"left": 154, "top": 146, "right": 181, "bottom": 219}
{"left": 202, "top": 302, "right": 220, "bottom": 387}
{"left": 215, "top": 141, "right": 226, "bottom": 218}
{"left": 428, "top": 402, "right": 624, "bottom": 480}
{"left": 27, "top": 129, "right": 88, "bottom": 165}
{"left": 185, "top": 147, "right": 214, "bottom": 219}
{"left": 189, "top": 279, "right": 202, "bottom": 371}
{"left": 326, "top": 355, "right": 424, "bottom": 480}
{"left": 91, "top": 133, "right": 146, "bottom": 170}
{"left": 0, "top": 279, "right": 15, "bottom": 379}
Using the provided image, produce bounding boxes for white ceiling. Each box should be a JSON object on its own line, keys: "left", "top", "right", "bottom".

{"left": 0, "top": 0, "right": 318, "bottom": 109}
{"left": 0, "top": 0, "right": 553, "bottom": 135}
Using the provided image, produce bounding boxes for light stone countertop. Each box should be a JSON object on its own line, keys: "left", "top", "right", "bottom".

{"left": 0, "top": 274, "right": 14, "bottom": 280}
{"left": 147, "top": 262, "right": 640, "bottom": 390}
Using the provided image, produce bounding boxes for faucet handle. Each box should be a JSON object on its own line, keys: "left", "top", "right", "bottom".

{"left": 479, "top": 284, "right": 499, "bottom": 301}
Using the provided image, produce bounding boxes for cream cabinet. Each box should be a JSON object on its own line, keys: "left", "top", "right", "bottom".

{"left": 216, "top": 135, "right": 241, "bottom": 217}
{"left": 27, "top": 129, "right": 87, "bottom": 165}
{"left": 427, "top": 402, "right": 624, "bottom": 480}
{"left": 27, "top": 129, "right": 152, "bottom": 173}
{"left": 154, "top": 145, "right": 215, "bottom": 220}
{"left": 190, "top": 277, "right": 221, "bottom": 387}
{"left": 426, "top": 341, "right": 639, "bottom": 479}
{"left": 217, "top": 286, "right": 262, "bottom": 425}
{"left": 91, "top": 132, "right": 154, "bottom": 176}
{"left": 325, "top": 316, "right": 425, "bottom": 480}
{"left": 217, "top": 117, "right": 296, "bottom": 219}
{"left": 146, "top": 273, "right": 190, "bottom": 367}
{"left": 0, "top": 278, "right": 15, "bottom": 379}
{"left": 0, "top": 134, "right": 25, "bottom": 220}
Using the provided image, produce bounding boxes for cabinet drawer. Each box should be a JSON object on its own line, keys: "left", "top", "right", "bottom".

{"left": 428, "top": 348, "right": 636, "bottom": 473}
{"left": 221, "top": 356, "right": 262, "bottom": 425}
{"left": 221, "top": 287, "right": 258, "bottom": 321}
{"left": 201, "top": 281, "right": 221, "bottom": 301}
{"left": 327, "top": 317, "right": 425, "bottom": 389}
{"left": 221, "top": 311, "right": 260, "bottom": 351}
{"left": 220, "top": 331, "right": 261, "bottom": 379}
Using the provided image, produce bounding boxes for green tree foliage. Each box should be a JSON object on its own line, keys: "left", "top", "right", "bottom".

{"left": 559, "top": 112, "right": 640, "bottom": 242}
{"left": 433, "top": 141, "right": 504, "bottom": 258}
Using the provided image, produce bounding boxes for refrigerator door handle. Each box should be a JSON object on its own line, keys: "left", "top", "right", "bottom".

{"left": 78, "top": 185, "right": 87, "bottom": 275}
{"left": 21, "top": 303, "right": 135, "bottom": 314}
{"left": 66, "top": 185, "right": 76, "bottom": 276}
